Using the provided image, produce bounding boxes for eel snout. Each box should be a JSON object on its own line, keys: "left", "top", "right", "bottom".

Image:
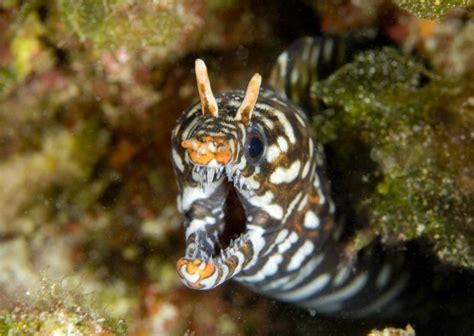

{"left": 176, "top": 257, "right": 218, "bottom": 290}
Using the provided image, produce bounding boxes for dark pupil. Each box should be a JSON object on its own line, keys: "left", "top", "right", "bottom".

{"left": 248, "top": 136, "right": 264, "bottom": 158}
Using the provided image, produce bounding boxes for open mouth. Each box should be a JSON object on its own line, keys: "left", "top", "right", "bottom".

{"left": 192, "top": 164, "right": 253, "bottom": 193}
{"left": 191, "top": 163, "right": 252, "bottom": 256}
{"left": 177, "top": 163, "right": 257, "bottom": 289}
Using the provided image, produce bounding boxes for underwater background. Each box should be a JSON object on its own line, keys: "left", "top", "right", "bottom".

{"left": 0, "top": 0, "right": 473, "bottom": 335}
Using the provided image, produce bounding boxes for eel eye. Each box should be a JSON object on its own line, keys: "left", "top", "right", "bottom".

{"left": 245, "top": 125, "right": 266, "bottom": 161}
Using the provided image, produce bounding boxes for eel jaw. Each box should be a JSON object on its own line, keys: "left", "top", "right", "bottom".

{"left": 177, "top": 229, "right": 253, "bottom": 290}
{"left": 177, "top": 161, "right": 256, "bottom": 290}
{"left": 192, "top": 163, "right": 254, "bottom": 195}
{"left": 176, "top": 257, "right": 217, "bottom": 289}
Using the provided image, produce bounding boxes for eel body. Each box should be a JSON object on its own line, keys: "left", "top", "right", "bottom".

{"left": 171, "top": 37, "right": 409, "bottom": 317}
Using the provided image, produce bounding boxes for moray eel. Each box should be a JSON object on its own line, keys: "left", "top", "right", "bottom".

{"left": 171, "top": 37, "right": 409, "bottom": 317}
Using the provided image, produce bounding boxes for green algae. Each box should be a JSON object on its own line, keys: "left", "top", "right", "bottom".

{"left": 0, "top": 68, "right": 16, "bottom": 96}
{"left": 312, "top": 48, "right": 474, "bottom": 268}
{"left": 395, "top": 0, "right": 474, "bottom": 19}
{"left": 0, "top": 279, "right": 127, "bottom": 335}
{"left": 58, "top": 0, "right": 181, "bottom": 50}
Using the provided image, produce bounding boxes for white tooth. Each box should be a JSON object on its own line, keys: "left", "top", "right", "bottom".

{"left": 239, "top": 178, "right": 246, "bottom": 190}
{"left": 232, "top": 170, "right": 239, "bottom": 183}
{"left": 226, "top": 166, "right": 233, "bottom": 181}
{"left": 234, "top": 177, "right": 239, "bottom": 189}
{"left": 217, "top": 167, "right": 224, "bottom": 179}
{"left": 199, "top": 170, "right": 206, "bottom": 191}
{"left": 207, "top": 168, "right": 214, "bottom": 183}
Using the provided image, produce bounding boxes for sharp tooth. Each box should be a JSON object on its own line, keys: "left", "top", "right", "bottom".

{"left": 207, "top": 168, "right": 215, "bottom": 183}
{"left": 232, "top": 170, "right": 238, "bottom": 182}
{"left": 216, "top": 167, "right": 224, "bottom": 180}
{"left": 226, "top": 166, "right": 233, "bottom": 181}
{"left": 199, "top": 169, "right": 205, "bottom": 191}
{"left": 239, "top": 177, "right": 245, "bottom": 190}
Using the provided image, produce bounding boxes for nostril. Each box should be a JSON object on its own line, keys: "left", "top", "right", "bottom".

{"left": 181, "top": 139, "right": 201, "bottom": 150}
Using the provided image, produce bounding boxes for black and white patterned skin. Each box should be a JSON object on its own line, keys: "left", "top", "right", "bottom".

{"left": 171, "top": 37, "right": 410, "bottom": 317}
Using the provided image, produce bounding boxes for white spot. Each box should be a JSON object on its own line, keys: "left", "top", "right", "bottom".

{"left": 304, "top": 211, "right": 320, "bottom": 229}
{"left": 277, "top": 136, "right": 289, "bottom": 152}
{"left": 172, "top": 148, "right": 185, "bottom": 172}
{"left": 275, "top": 229, "right": 289, "bottom": 244}
{"left": 246, "top": 175, "right": 260, "bottom": 190}
{"left": 376, "top": 264, "right": 392, "bottom": 289}
{"left": 238, "top": 254, "right": 283, "bottom": 282}
{"left": 274, "top": 110, "right": 296, "bottom": 144}
{"left": 302, "top": 161, "right": 311, "bottom": 178}
{"left": 178, "top": 264, "right": 200, "bottom": 284}
{"left": 276, "top": 272, "right": 331, "bottom": 302}
{"left": 303, "top": 272, "right": 368, "bottom": 309}
{"left": 248, "top": 191, "right": 283, "bottom": 219}
{"left": 199, "top": 266, "right": 219, "bottom": 289}
{"left": 237, "top": 155, "right": 247, "bottom": 171}
{"left": 314, "top": 302, "right": 342, "bottom": 314}
{"left": 333, "top": 266, "right": 351, "bottom": 287}
{"left": 260, "top": 116, "right": 274, "bottom": 129}
{"left": 262, "top": 228, "right": 289, "bottom": 258}
{"left": 181, "top": 184, "right": 220, "bottom": 211}
{"left": 176, "top": 195, "right": 182, "bottom": 213}
{"left": 295, "top": 112, "right": 306, "bottom": 126}
{"left": 312, "top": 173, "right": 320, "bottom": 188}
{"left": 270, "top": 160, "right": 301, "bottom": 184}
{"left": 302, "top": 39, "right": 312, "bottom": 62}
{"left": 265, "top": 253, "right": 325, "bottom": 291}
{"left": 329, "top": 200, "right": 336, "bottom": 214}
{"left": 277, "top": 51, "right": 289, "bottom": 80}
{"left": 185, "top": 217, "right": 216, "bottom": 238}
{"left": 278, "top": 231, "right": 299, "bottom": 254}
{"left": 350, "top": 273, "right": 408, "bottom": 318}
{"left": 283, "top": 192, "right": 302, "bottom": 222}
{"left": 242, "top": 226, "right": 267, "bottom": 270}
{"left": 228, "top": 250, "right": 246, "bottom": 278}
{"left": 291, "top": 68, "right": 299, "bottom": 85}
{"left": 266, "top": 144, "right": 281, "bottom": 163}
{"left": 318, "top": 189, "right": 326, "bottom": 205}
{"left": 297, "top": 195, "right": 308, "bottom": 211}
{"left": 323, "top": 38, "right": 334, "bottom": 63}
{"left": 287, "top": 241, "right": 314, "bottom": 271}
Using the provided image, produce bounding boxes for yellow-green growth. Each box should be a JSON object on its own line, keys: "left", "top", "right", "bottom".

{"left": 313, "top": 48, "right": 474, "bottom": 268}
{"left": 395, "top": 0, "right": 474, "bottom": 19}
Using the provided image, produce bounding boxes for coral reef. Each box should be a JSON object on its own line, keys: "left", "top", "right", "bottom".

{"left": 395, "top": 0, "right": 473, "bottom": 19}
{"left": 0, "top": 0, "right": 473, "bottom": 335}
{"left": 0, "top": 280, "right": 127, "bottom": 335}
{"left": 368, "top": 324, "right": 415, "bottom": 336}
{"left": 312, "top": 48, "right": 474, "bottom": 268}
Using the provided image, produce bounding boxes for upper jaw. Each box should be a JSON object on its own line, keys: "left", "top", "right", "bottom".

{"left": 192, "top": 163, "right": 253, "bottom": 194}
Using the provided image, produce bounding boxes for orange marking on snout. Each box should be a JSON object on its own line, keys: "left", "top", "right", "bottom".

{"left": 181, "top": 138, "right": 232, "bottom": 165}
{"left": 176, "top": 257, "right": 216, "bottom": 289}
